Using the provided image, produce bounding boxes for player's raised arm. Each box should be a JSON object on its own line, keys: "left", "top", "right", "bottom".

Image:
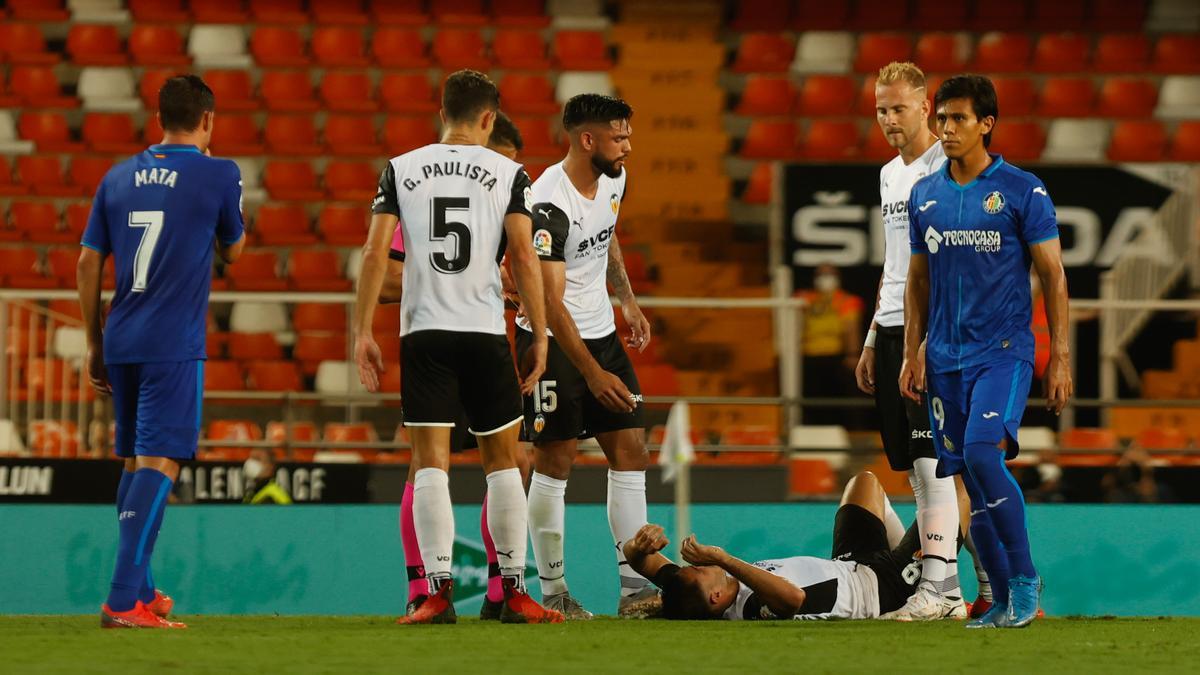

{"left": 1030, "top": 237, "right": 1072, "bottom": 415}
{"left": 681, "top": 535, "right": 805, "bottom": 619}
{"left": 606, "top": 235, "right": 651, "bottom": 353}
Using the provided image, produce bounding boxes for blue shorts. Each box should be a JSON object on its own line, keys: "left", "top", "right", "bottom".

{"left": 107, "top": 360, "right": 204, "bottom": 460}
{"left": 925, "top": 359, "right": 1032, "bottom": 478}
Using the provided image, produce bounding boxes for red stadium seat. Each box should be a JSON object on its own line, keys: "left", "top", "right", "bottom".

{"left": 1059, "top": 428, "right": 1118, "bottom": 450}
{"left": 861, "top": 127, "right": 896, "bottom": 160}
{"left": 913, "top": 33, "right": 968, "bottom": 73}
{"left": 204, "top": 361, "right": 246, "bottom": 391}
{"left": 26, "top": 359, "right": 76, "bottom": 397}
{"left": 511, "top": 116, "right": 560, "bottom": 157}
{"left": 801, "top": 120, "right": 860, "bottom": 160}
{"left": 740, "top": 162, "right": 772, "bottom": 205}
{"left": 323, "top": 115, "right": 379, "bottom": 156}
{"left": 0, "top": 23, "right": 60, "bottom": 65}
{"left": 740, "top": 120, "right": 798, "bottom": 159}
{"left": 69, "top": 156, "right": 115, "bottom": 196}
{"left": 191, "top": 0, "right": 249, "bottom": 22}
{"left": 1153, "top": 34, "right": 1200, "bottom": 74}
{"left": 294, "top": 303, "right": 348, "bottom": 333}
{"left": 294, "top": 333, "right": 347, "bottom": 374}
{"left": 491, "top": 0, "right": 550, "bottom": 27}
{"left": 8, "top": 0, "right": 69, "bottom": 21}
{"left": 260, "top": 71, "right": 319, "bottom": 112}
{"left": 720, "top": 426, "right": 781, "bottom": 446}
{"left": 792, "top": 0, "right": 848, "bottom": 30}
{"left": 372, "top": 28, "right": 430, "bottom": 68}
{"left": 992, "top": 77, "right": 1037, "bottom": 117}
{"left": 247, "top": 362, "right": 302, "bottom": 392}
{"left": 224, "top": 251, "right": 288, "bottom": 291}
{"left": 10, "top": 66, "right": 77, "bottom": 108}
{"left": 854, "top": 33, "right": 912, "bottom": 73}
{"left": 10, "top": 202, "right": 67, "bottom": 243}
{"left": 797, "top": 75, "right": 856, "bottom": 116}
{"left": 264, "top": 161, "right": 324, "bottom": 201}
{"left": 736, "top": 77, "right": 795, "bottom": 116}
{"left": 1031, "top": 0, "right": 1086, "bottom": 30}
{"left": 500, "top": 74, "right": 559, "bottom": 115}
{"left": 82, "top": 113, "right": 141, "bottom": 154}
{"left": 250, "top": 0, "right": 308, "bottom": 24}
{"left": 493, "top": 29, "right": 550, "bottom": 70}
{"left": 1090, "top": 0, "right": 1148, "bottom": 30}
{"left": 208, "top": 114, "right": 263, "bottom": 156}
{"left": 311, "top": 0, "right": 368, "bottom": 24}
{"left": 909, "top": 0, "right": 969, "bottom": 30}
{"left": 325, "top": 422, "right": 377, "bottom": 443}
{"left": 432, "top": 29, "right": 489, "bottom": 70}
{"left": 1037, "top": 78, "right": 1095, "bottom": 117}
{"left": 67, "top": 25, "right": 126, "bottom": 66}
{"left": 19, "top": 112, "right": 82, "bottom": 152}
{"left": 988, "top": 121, "right": 1046, "bottom": 161}
{"left": 1094, "top": 34, "right": 1150, "bottom": 73}
{"left": 265, "top": 115, "right": 324, "bottom": 156}
{"left": 289, "top": 250, "right": 350, "bottom": 292}
{"left": 129, "top": 26, "right": 190, "bottom": 66}
{"left": 0, "top": 157, "right": 28, "bottom": 196}
{"left": 45, "top": 247, "right": 79, "bottom": 284}
{"left": 325, "top": 161, "right": 379, "bottom": 201}
{"left": 1108, "top": 120, "right": 1167, "bottom": 162}
{"left": 319, "top": 205, "right": 368, "bottom": 245}
{"left": 971, "top": 2, "right": 1027, "bottom": 30}
{"left": 856, "top": 76, "right": 879, "bottom": 117}
{"left": 848, "top": 0, "right": 906, "bottom": 30}
{"left": 251, "top": 27, "right": 308, "bottom": 67}
{"left": 139, "top": 70, "right": 175, "bottom": 110}
{"left": 312, "top": 27, "right": 369, "bottom": 67}
{"left": 380, "top": 74, "right": 438, "bottom": 113}
{"left": 432, "top": 0, "right": 487, "bottom": 25}
{"left": 732, "top": 33, "right": 795, "bottom": 73}
{"left": 972, "top": 33, "right": 1031, "bottom": 73}
{"left": 64, "top": 202, "right": 90, "bottom": 239}
{"left": 788, "top": 458, "right": 836, "bottom": 496}
{"left": 1169, "top": 121, "right": 1200, "bottom": 161}
{"left": 320, "top": 72, "right": 377, "bottom": 113}
{"left": 1033, "top": 33, "right": 1090, "bottom": 73}
{"left": 553, "top": 31, "right": 611, "bottom": 71}
{"left": 0, "top": 247, "right": 47, "bottom": 286}
{"left": 204, "top": 70, "right": 258, "bottom": 111}
{"left": 639, "top": 365, "right": 680, "bottom": 396}
{"left": 128, "top": 0, "right": 189, "bottom": 21}
{"left": 383, "top": 116, "right": 438, "bottom": 155}
{"left": 206, "top": 420, "right": 262, "bottom": 460}
{"left": 1097, "top": 78, "right": 1158, "bottom": 118}
{"left": 1136, "top": 427, "right": 1189, "bottom": 450}
{"left": 266, "top": 421, "right": 319, "bottom": 445}
{"left": 254, "top": 204, "right": 317, "bottom": 245}
{"left": 228, "top": 332, "right": 284, "bottom": 360}
{"left": 732, "top": 0, "right": 790, "bottom": 31}
{"left": 17, "top": 156, "right": 81, "bottom": 197}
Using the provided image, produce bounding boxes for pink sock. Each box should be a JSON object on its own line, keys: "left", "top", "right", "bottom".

{"left": 401, "top": 481, "right": 427, "bottom": 601}
{"left": 481, "top": 493, "right": 504, "bottom": 602}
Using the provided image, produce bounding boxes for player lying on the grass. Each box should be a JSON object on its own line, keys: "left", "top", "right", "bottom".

{"left": 623, "top": 471, "right": 970, "bottom": 620}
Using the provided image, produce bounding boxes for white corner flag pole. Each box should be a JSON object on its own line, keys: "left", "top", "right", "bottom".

{"left": 658, "top": 400, "right": 695, "bottom": 562}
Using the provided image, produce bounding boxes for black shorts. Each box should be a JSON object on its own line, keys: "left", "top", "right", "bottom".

{"left": 401, "top": 330, "right": 523, "bottom": 435}
{"left": 830, "top": 504, "right": 921, "bottom": 616}
{"left": 515, "top": 329, "right": 644, "bottom": 443}
{"left": 873, "top": 325, "right": 935, "bottom": 471}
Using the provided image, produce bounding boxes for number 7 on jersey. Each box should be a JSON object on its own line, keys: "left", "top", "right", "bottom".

{"left": 128, "top": 210, "right": 164, "bottom": 292}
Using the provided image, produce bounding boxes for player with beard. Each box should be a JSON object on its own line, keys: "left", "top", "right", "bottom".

{"left": 517, "top": 94, "right": 656, "bottom": 619}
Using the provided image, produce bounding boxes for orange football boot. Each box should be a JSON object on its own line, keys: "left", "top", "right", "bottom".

{"left": 396, "top": 580, "right": 456, "bottom": 625}
{"left": 146, "top": 590, "right": 174, "bottom": 618}
{"left": 499, "top": 579, "right": 564, "bottom": 624}
{"left": 101, "top": 602, "right": 187, "bottom": 629}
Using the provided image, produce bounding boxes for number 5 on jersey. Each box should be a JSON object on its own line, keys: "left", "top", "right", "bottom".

{"left": 533, "top": 380, "right": 558, "bottom": 413}
{"left": 128, "top": 210, "right": 164, "bottom": 292}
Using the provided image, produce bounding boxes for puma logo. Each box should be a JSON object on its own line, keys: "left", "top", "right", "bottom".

{"left": 496, "top": 549, "right": 514, "bottom": 560}
{"left": 536, "top": 208, "right": 551, "bottom": 219}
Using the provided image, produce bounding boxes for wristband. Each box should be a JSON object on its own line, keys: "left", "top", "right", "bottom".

{"left": 864, "top": 329, "right": 877, "bottom": 349}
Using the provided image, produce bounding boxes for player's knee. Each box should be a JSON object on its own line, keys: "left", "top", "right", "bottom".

{"left": 962, "top": 442, "right": 1003, "bottom": 477}
{"left": 849, "top": 470, "right": 882, "bottom": 491}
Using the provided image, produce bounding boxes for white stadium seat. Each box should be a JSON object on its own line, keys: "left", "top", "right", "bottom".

{"left": 1042, "top": 119, "right": 1109, "bottom": 162}
{"left": 189, "top": 25, "right": 252, "bottom": 68}
{"left": 315, "top": 361, "right": 367, "bottom": 395}
{"left": 229, "top": 301, "right": 289, "bottom": 334}
{"left": 0, "top": 111, "right": 35, "bottom": 154}
{"left": 77, "top": 67, "right": 139, "bottom": 112}
{"left": 555, "top": 72, "right": 614, "bottom": 104}
{"left": 1156, "top": 76, "right": 1200, "bottom": 119}
{"left": 791, "top": 32, "right": 855, "bottom": 75}
{"left": 52, "top": 327, "right": 87, "bottom": 361}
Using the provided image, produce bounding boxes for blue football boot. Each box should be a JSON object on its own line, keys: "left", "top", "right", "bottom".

{"left": 1006, "top": 575, "right": 1044, "bottom": 628}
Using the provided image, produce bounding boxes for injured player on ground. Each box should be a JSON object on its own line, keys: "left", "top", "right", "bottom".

{"left": 623, "top": 471, "right": 971, "bottom": 620}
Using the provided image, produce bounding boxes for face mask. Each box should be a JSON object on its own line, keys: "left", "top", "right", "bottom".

{"left": 243, "top": 458, "right": 265, "bottom": 481}
{"left": 815, "top": 274, "right": 839, "bottom": 293}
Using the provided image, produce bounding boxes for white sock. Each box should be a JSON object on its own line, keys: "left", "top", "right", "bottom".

{"left": 486, "top": 467, "right": 527, "bottom": 590}
{"left": 607, "top": 469, "right": 649, "bottom": 598}
{"left": 527, "top": 472, "right": 568, "bottom": 596}
{"left": 964, "top": 529, "right": 992, "bottom": 602}
{"left": 413, "top": 467, "right": 454, "bottom": 591}
{"left": 910, "top": 458, "right": 960, "bottom": 596}
{"left": 881, "top": 494, "right": 907, "bottom": 549}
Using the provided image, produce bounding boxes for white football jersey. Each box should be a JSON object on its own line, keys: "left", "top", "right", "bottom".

{"left": 372, "top": 143, "right": 532, "bottom": 336}
{"left": 722, "top": 556, "right": 880, "bottom": 621}
{"left": 516, "top": 161, "right": 626, "bottom": 340}
{"left": 875, "top": 141, "right": 946, "bottom": 328}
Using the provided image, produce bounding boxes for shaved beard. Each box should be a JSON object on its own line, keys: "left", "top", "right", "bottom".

{"left": 591, "top": 153, "right": 623, "bottom": 179}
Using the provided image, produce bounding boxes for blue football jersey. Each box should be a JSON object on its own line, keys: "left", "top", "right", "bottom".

{"left": 82, "top": 144, "right": 244, "bottom": 365}
{"left": 907, "top": 154, "right": 1058, "bottom": 374}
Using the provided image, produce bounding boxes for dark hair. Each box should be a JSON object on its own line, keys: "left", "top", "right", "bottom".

{"left": 490, "top": 111, "right": 524, "bottom": 152}
{"left": 659, "top": 567, "right": 715, "bottom": 620}
{"left": 442, "top": 69, "right": 501, "bottom": 124}
{"left": 934, "top": 74, "right": 998, "bottom": 148}
{"left": 562, "top": 93, "right": 633, "bottom": 131}
{"left": 158, "top": 74, "right": 215, "bottom": 133}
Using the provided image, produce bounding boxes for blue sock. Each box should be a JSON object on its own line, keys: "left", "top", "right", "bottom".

{"left": 108, "top": 468, "right": 172, "bottom": 612}
{"left": 116, "top": 470, "right": 157, "bottom": 604}
{"left": 963, "top": 442, "right": 1037, "bottom": 579}
{"left": 960, "top": 470, "right": 1011, "bottom": 603}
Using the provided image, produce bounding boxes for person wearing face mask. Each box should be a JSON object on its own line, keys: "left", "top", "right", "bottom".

{"left": 242, "top": 448, "right": 292, "bottom": 505}
{"left": 796, "top": 264, "right": 863, "bottom": 426}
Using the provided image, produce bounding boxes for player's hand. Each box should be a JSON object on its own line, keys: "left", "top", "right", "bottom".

{"left": 680, "top": 535, "right": 727, "bottom": 567}
{"left": 587, "top": 369, "right": 635, "bottom": 414}
{"left": 628, "top": 524, "right": 669, "bottom": 555}
{"left": 1044, "top": 352, "right": 1073, "bottom": 416}
{"left": 898, "top": 355, "right": 922, "bottom": 403}
{"left": 85, "top": 345, "right": 110, "bottom": 396}
{"left": 354, "top": 335, "right": 385, "bottom": 393}
{"left": 854, "top": 347, "right": 875, "bottom": 395}
{"left": 621, "top": 302, "right": 652, "bottom": 353}
{"left": 519, "top": 337, "right": 547, "bottom": 396}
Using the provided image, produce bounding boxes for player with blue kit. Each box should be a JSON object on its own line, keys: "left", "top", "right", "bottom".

{"left": 78, "top": 75, "right": 245, "bottom": 629}
{"left": 899, "top": 75, "right": 1073, "bottom": 629}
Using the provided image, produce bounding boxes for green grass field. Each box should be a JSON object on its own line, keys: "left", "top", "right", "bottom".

{"left": 3, "top": 617, "right": 1198, "bottom": 674}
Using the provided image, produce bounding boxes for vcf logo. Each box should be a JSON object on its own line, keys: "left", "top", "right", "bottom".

{"left": 924, "top": 226, "right": 944, "bottom": 254}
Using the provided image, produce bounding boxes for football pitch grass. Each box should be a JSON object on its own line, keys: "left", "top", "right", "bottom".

{"left": 3, "top": 616, "right": 1198, "bottom": 674}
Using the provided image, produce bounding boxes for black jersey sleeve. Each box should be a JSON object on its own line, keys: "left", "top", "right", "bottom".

{"left": 506, "top": 169, "right": 533, "bottom": 217}
{"left": 531, "top": 201, "right": 570, "bottom": 262}
{"left": 372, "top": 162, "right": 401, "bottom": 217}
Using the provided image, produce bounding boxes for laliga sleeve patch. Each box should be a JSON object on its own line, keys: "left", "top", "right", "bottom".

{"left": 533, "top": 228, "right": 553, "bottom": 257}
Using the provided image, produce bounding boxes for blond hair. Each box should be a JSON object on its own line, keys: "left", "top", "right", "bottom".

{"left": 876, "top": 62, "right": 926, "bottom": 91}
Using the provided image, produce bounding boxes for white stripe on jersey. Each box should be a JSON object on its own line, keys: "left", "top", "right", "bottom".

{"left": 723, "top": 556, "right": 880, "bottom": 620}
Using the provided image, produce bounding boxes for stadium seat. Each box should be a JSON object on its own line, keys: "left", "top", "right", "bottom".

{"left": 128, "top": 0, "right": 189, "bottom": 21}
{"left": 992, "top": 77, "right": 1037, "bottom": 117}
{"left": 861, "top": 125, "right": 897, "bottom": 160}
{"left": 0, "top": 81, "right": 21, "bottom": 112}
{"left": 1153, "top": 34, "right": 1200, "bottom": 73}
{"left": 791, "top": 0, "right": 849, "bottom": 30}
{"left": 129, "top": 26, "right": 190, "bottom": 66}
{"left": 69, "top": 156, "right": 115, "bottom": 196}
{"left": 989, "top": 120, "right": 1047, "bottom": 161}
{"left": 254, "top": 204, "right": 317, "bottom": 245}
{"left": 320, "top": 72, "right": 377, "bottom": 113}
{"left": 0, "top": 248, "right": 49, "bottom": 287}
{"left": 854, "top": 33, "right": 912, "bottom": 74}
{"left": 797, "top": 75, "right": 856, "bottom": 116}
{"left": 188, "top": 26, "right": 251, "bottom": 68}
{"left": 501, "top": 74, "right": 559, "bottom": 115}
{"left": 639, "top": 365, "right": 680, "bottom": 396}
{"left": 295, "top": 333, "right": 348, "bottom": 375}
{"left": 801, "top": 120, "right": 860, "bottom": 160}
{"left": 325, "top": 161, "right": 379, "bottom": 201}
{"left": 972, "top": 33, "right": 1031, "bottom": 73}
{"left": 1042, "top": 119, "right": 1107, "bottom": 161}
{"left": 18, "top": 112, "right": 82, "bottom": 152}
{"left": 205, "top": 71, "right": 259, "bottom": 111}
{"left": 323, "top": 115, "right": 379, "bottom": 157}
{"left": 0, "top": 157, "right": 28, "bottom": 196}
{"left": 1108, "top": 120, "right": 1168, "bottom": 161}
{"left": 139, "top": 70, "right": 175, "bottom": 110}
{"left": 63, "top": 203, "right": 90, "bottom": 239}
{"left": 737, "top": 77, "right": 795, "bottom": 116}
{"left": 251, "top": 0, "right": 308, "bottom": 24}
{"left": 265, "top": 115, "right": 323, "bottom": 156}
{"left": 0, "top": 23, "right": 60, "bottom": 65}
{"left": 10, "top": 66, "right": 77, "bottom": 108}
{"left": 208, "top": 114, "right": 263, "bottom": 156}
{"left": 77, "top": 67, "right": 139, "bottom": 112}
{"left": 740, "top": 120, "right": 799, "bottom": 159}
{"left": 7, "top": 0, "right": 69, "bottom": 21}
{"left": 511, "top": 116, "right": 561, "bottom": 157}
{"left": 1033, "top": 33, "right": 1091, "bottom": 73}
{"left": 207, "top": 421, "right": 263, "bottom": 456}
{"left": 913, "top": 32, "right": 969, "bottom": 73}
{"left": 228, "top": 332, "right": 284, "bottom": 360}
{"left": 845, "top": 0, "right": 906, "bottom": 29}
{"left": 191, "top": 0, "right": 249, "bottom": 22}
{"left": 17, "top": 156, "right": 81, "bottom": 197}
{"left": 293, "top": 303, "right": 347, "bottom": 333}
{"left": 312, "top": 27, "right": 369, "bottom": 67}
{"left": 379, "top": 74, "right": 438, "bottom": 113}
{"left": 971, "top": 1, "right": 1028, "bottom": 30}
{"left": 1037, "top": 78, "right": 1096, "bottom": 117}
{"left": 1169, "top": 121, "right": 1200, "bottom": 161}
{"left": 1030, "top": 0, "right": 1087, "bottom": 29}
{"left": 1094, "top": 34, "right": 1151, "bottom": 73}
{"left": 732, "top": 33, "right": 795, "bottom": 73}
{"left": 260, "top": 72, "right": 319, "bottom": 112}
{"left": 731, "top": 0, "right": 790, "bottom": 30}
{"left": 324, "top": 422, "right": 377, "bottom": 447}
{"left": 310, "top": 0, "right": 367, "bottom": 24}
{"left": 1097, "top": 78, "right": 1158, "bottom": 118}
{"left": 492, "top": 0, "right": 550, "bottom": 27}
{"left": 555, "top": 72, "right": 613, "bottom": 103}
{"left": 1057, "top": 428, "right": 1119, "bottom": 466}
{"left": 909, "top": 0, "right": 969, "bottom": 30}
{"left": 553, "top": 31, "right": 611, "bottom": 70}
{"left": 383, "top": 116, "right": 438, "bottom": 155}
{"left": 82, "top": 113, "right": 141, "bottom": 154}
{"left": 791, "top": 31, "right": 855, "bottom": 74}
{"left": 10, "top": 202, "right": 68, "bottom": 244}
{"left": 432, "top": 0, "right": 488, "bottom": 25}
{"left": 225, "top": 250, "right": 289, "bottom": 291}
{"left": 431, "top": 29, "right": 489, "bottom": 70}
{"left": 319, "top": 204, "right": 368, "bottom": 245}
{"left": 289, "top": 250, "right": 351, "bottom": 291}
{"left": 266, "top": 421, "right": 319, "bottom": 446}
{"left": 264, "top": 160, "right": 324, "bottom": 201}
{"left": 229, "top": 301, "right": 289, "bottom": 333}
{"left": 494, "top": 29, "right": 551, "bottom": 70}
{"left": 67, "top": 25, "right": 126, "bottom": 66}
{"left": 205, "top": 360, "right": 246, "bottom": 390}
{"left": 1157, "top": 76, "right": 1200, "bottom": 118}
{"left": 720, "top": 426, "right": 781, "bottom": 446}
{"left": 46, "top": 247, "right": 80, "bottom": 284}
{"left": 372, "top": 28, "right": 430, "bottom": 68}
{"left": 251, "top": 27, "right": 309, "bottom": 67}
{"left": 1136, "top": 427, "right": 1189, "bottom": 450}
{"left": 1090, "top": 0, "right": 1148, "bottom": 30}
{"left": 26, "top": 358, "right": 75, "bottom": 398}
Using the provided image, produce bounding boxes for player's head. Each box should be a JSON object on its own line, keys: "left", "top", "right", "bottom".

{"left": 157, "top": 74, "right": 215, "bottom": 150}
{"left": 563, "top": 93, "right": 633, "bottom": 179}
{"left": 488, "top": 111, "right": 523, "bottom": 160}
{"left": 934, "top": 74, "right": 998, "bottom": 159}
{"left": 659, "top": 565, "right": 734, "bottom": 620}
{"left": 441, "top": 69, "right": 501, "bottom": 143}
{"left": 874, "top": 61, "right": 931, "bottom": 151}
